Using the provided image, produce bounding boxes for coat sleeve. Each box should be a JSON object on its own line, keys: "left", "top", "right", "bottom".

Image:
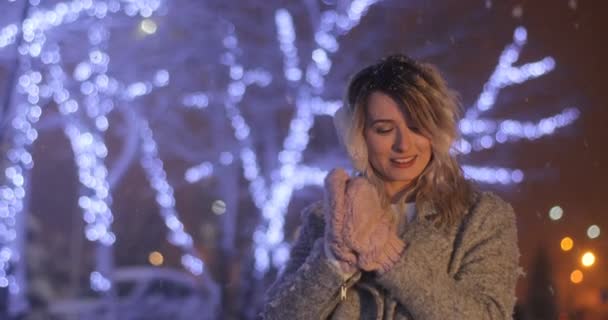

{"left": 375, "top": 192, "right": 521, "bottom": 320}
{"left": 261, "top": 201, "right": 357, "bottom": 319}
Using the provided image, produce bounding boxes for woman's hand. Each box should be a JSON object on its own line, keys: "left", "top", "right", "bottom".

{"left": 323, "top": 168, "right": 358, "bottom": 273}
{"left": 343, "top": 177, "right": 406, "bottom": 273}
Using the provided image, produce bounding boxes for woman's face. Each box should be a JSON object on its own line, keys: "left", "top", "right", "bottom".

{"left": 363, "top": 91, "right": 432, "bottom": 197}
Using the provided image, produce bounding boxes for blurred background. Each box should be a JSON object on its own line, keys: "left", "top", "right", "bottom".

{"left": 0, "top": 0, "right": 606, "bottom": 319}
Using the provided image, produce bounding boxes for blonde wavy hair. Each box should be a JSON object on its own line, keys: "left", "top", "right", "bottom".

{"left": 334, "top": 54, "right": 476, "bottom": 227}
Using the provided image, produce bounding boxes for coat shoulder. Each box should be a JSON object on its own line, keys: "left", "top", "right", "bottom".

{"left": 465, "top": 191, "right": 517, "bottom": 230}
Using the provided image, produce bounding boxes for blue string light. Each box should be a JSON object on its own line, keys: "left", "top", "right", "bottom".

{"left": 0, "top": 0, "right": 219, "bottom": 312}
{"left": 275, "top": 9, "right": 301, "bottom": 82}
{"left": 139, "top": 119, "right": 205, "bottom": 276}
{"left": 65, "top": 122, "right": 116, "bottom": 293}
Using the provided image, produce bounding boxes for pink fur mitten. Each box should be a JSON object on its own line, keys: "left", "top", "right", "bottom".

{"left": 344, "top": 177, "right": 406, "bottom": 273}
{"left": 323, "top": 168, "right": 357, "bottom": 272}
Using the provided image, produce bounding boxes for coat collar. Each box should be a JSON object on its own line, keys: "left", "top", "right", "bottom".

{"left": 392, "top": 198, "right": 438, "bottom": 222}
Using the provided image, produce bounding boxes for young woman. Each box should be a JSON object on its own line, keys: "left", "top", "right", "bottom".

{"left": 262, "top": 54, "right": 520, "bottom": 319}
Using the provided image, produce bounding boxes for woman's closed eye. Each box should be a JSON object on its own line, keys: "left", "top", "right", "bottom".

{"left": 375, "top": 127, "right": 393, "bottom": 134}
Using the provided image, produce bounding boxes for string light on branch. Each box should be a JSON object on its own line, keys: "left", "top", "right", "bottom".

{"left": 139, "top": 120, "right": 205, "bottom": 275}
{"left": 0, "top": 1, "right": 210, "bottom": 307}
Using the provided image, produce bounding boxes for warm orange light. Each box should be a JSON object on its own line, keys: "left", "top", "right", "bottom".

{"left": 149, "top": 251, "right": 164, "bottom": 266}
{"left": 581, "top": 251, "right": 596, "bottom": 267}
{"left": 570, "top": 269, "right": 583, "bottom": 284}
{"left": 560, "top": 237, "right": 573, "bottom": 251}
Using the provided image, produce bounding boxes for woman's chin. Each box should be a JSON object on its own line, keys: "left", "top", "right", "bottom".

{"left": 385, "top": 173, "right": 416, "bottom": 183}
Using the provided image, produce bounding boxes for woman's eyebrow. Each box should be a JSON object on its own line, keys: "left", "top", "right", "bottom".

{"left": 369, "top": 119, "right": 394, "bottom": 125}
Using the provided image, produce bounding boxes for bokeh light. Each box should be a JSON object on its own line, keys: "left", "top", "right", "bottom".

{"left": 212, "top": 200, "right": 227, "bottom": 215}
{"left": 549, "top": 205, "right": 563, "bottom": 221}
{"left": 560, "top": 236, "right": 573, "bottom": 251}
{"left": 570, "top": 269, "right": 583, "bottom": 284}
{"left": 581, "top": 251, "right": 596, "bottom": 267}
{"left": 139, "top": 19, "right": 157, "bottom": 35}
{"left": 148, "top": 251, "right": 164, "bottom": 266}
{"left": 587, "top": 225, "right": 600, "bottom": 239}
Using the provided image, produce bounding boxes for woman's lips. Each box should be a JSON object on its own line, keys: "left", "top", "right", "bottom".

{"left": 390, "top": 156, "right": 417, "bottom": 168}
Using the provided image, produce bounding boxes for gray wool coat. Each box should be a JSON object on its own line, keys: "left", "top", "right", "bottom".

{"left": 261, "top": 191, "right": 521, "bottom": 320}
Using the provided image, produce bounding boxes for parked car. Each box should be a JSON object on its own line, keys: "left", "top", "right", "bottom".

{"left": 48, "top": 266, "right": 217, "bottom": 320}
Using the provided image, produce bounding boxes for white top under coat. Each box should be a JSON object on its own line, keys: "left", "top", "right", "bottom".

{"left": 391, "top": 201, "right": 416, "bottom": 236}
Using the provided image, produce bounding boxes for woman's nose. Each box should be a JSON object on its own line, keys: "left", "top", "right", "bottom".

{"left": 392, "top": 130, "right": 410, "bottom": 152}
